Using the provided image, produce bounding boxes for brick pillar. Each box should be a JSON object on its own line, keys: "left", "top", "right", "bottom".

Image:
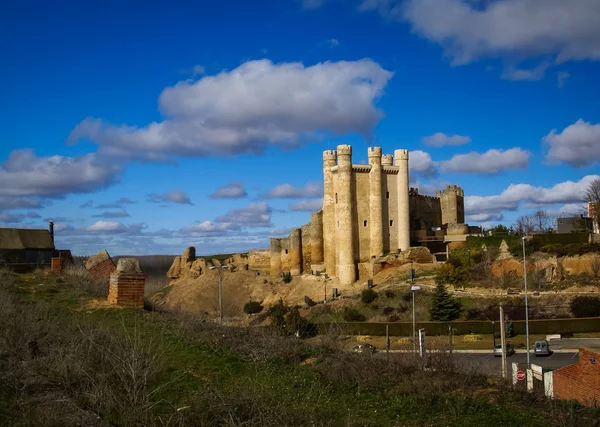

{"left": 108, "top": 258, "right": 145, "bottom": 308}
{"left": 85, "top": 249, "right": 117, "bottom": 280}
{"left": 51, "top": 257, "right": 61, "bottom": 275}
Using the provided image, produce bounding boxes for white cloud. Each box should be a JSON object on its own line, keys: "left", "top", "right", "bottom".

{"left": 328, "top": 38, "right": 340, "bottom": 48}
{"left": 147, "top": 190, "right": 193, "bottom": 205}
{"left": 179, "top": 221, "right": 241, "bottom": 237}
{"left": 557, "top": 71, "right": 570, "bottom": 88}
{"left": 92, "top": 210, "right": 131, "bottom": 218}
{"left": 465, "top": 174, "right": 600, "bottom": 215}
{"left": 69, "top": 59, "right": 393, "bottom": 161}
{"left": 209, "top": 182, "right": 248, "bottom": 199}
{"left": 501, "top": 61, "right": 551, "bottom": 81}
{"left": 214, "top": 202, "right": 272, "bottom": 227}
{"left": 289, "top": 199, "right": 323, "bottom": 212}
{"left": 422, "top": 132, "right": 471, "bottom": 147}
{"left": 543, "top": 119, "right": 600, "bottom": 167}
{"left": 409, "top": 150, "right": 438, "bottom": 178}
{"left": 400, "top": 0, "right": 600, "bottom": 66}
{"left": 87, "top": 221, "right": 125, "bottom": 232}
{"left": 440, "top": 148, "right": 530, "bottom": 175}
{"left": 467, "top": 212, "right": 503, "bottom": 222}
{"left": 0, "top": 149, "right": 119, "bottom": 198}
{"left": 260, "top": 182, "right": 323, "bottom": 199}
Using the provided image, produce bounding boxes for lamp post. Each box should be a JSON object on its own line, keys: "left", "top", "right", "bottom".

{"left": 209, "top": 265, "right": 229, "bottom": 323}
{"left": 522, "top": 237, "right": 531, "bottom": 367}
{"left": 411, "top": 285, "right": 421, "bottom": 353}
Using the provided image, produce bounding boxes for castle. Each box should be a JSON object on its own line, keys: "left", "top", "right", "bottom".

{"left": 270, "top": 145, "right": 469, "bottom": 285}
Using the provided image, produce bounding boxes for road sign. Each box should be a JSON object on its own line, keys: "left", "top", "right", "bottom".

{"left": 516, "top": 370, "right": 526, "bottom": 381}
{"left": 419, "top": 328, "right": 426, "bottom": 357}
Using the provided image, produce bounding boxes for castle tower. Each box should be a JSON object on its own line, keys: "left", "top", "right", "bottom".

{"left": 310, "top": 211, "right": 324, "bottom": 264}
{"left": 437, "top": 185, "right": 465, "bottom": 225}
{"left": 368, "top": 147, "right": 384, "bottom": 257}
{"left": 382, "top": 154, "right": 393, "bottom": 166}
{"left": 394, "top": 149, "right": 410, "bottom": 251}
{"left": 335, "top": 144, "right": 356, "bottom": 285}
{"left": 322, "top": 150, "right": 337, "bottom": 276}
{"left": 289, "top": 228, "right": 302, "bottom": 276}
{"left": 270, "top": 238, "right": 282, "bottom": 277}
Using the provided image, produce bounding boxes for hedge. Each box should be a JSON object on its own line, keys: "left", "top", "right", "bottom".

{"left": 315, "top": 317, "right": 600, "bottom": 336}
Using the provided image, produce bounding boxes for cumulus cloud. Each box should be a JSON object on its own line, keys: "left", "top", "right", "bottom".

{"left": 501, "top": 62, "right": 551, "bottom": 81}
{"left": 401, "top": 0, "right": 600, "bottom": 65}
{"left": 179, "top": 221, "right": 241, "bottom": 237}
{"left": 260, "top": 182, "right": 323, "bottom": 199}
{"left": 0, "top": 196, "right": 43, "bottom": 210}
{"left": 68, "top": 59, "right": 392, "bottom": 161}
{"left": 92, "top": 210, "right": 131, "bottom": 218}
{"left": 467, "top": 212, "right": 503, "bottom": 222}
{"left": 86, "top": 221, "right": 126, "bottom": 232}
{"left": 440, "top": 148, "right": 530, "bottom": 175}
{"left": 543, "top": 119, "right": 600, "bottom": 167}
{"left": 409, "top": 150, "right": 438, "bottom": 178}
{"left": 147, "top": 190, "right": 193, "bottom": 205}
{"left": 0, "top": 212, "right": 40, "bottom": 224}
{"left": 208, "top": 182, "right": 248, "bottom": 199}
{"left": 465, "top": 174, "right": 600, "bottom": 215}
{"left": 422, "top": 132, "right": 471, "bottom": 147}
{"left": 95, "top": 198, "right": 136, "bottom": 209}
{"left": 0, "top": 149, "right": 119, "bottom": 198}
{"left": 289, "top": 199, "right": 323, "bottom": 212}
{"left": 214, "top": 202, "right": 272, "bottom": 227}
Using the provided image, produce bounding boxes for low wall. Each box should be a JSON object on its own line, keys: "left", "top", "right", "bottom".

{"left": 315, "top": 317, "right": 600, "bottom": 336}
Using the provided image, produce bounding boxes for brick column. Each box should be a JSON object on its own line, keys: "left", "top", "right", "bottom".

{"left": 108, "top": 258, "right": 145, "bottom": 308}
{"left": 51, "top": 257, "right": 61, "bottom": 275}
{"left": 85, "top": 249, "right": 116, "bottom": 280}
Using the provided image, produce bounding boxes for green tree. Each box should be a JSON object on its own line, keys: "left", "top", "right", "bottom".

{"left": 429, "top": 283, "right": 462, "bottom": 321}
{"left": 268, "top": 299, "right": 289, "bottom": 332}
{"left": 285, "top": 307, "right": 317, "bottom": 338}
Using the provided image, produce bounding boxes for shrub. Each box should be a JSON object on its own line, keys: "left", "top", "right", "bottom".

{"left": 571, "top": 296, "right": 600, "bottom": 318}
{"left": 397, "top": 304, "right": 408, "bottom": 313}
{"left": 387, "top": 314, "right": 400, "bottom": 322}
{"left": 285, "top": 307, "right": 317, "bottom": 338}
{"left": 343, "top": 307, "right": 366, "bottom": 322}
{"left": 282, "top": 272, "right": 292, "bottom": 284}
{"left": 401, "top": 292, "right": 413, "bottom": 302}
{"left": 436, "top": 262, "right": 465, "bottom": 285}
{"left": 360, "top": 289, "right": 378, "bottom": 304}
{"left": 268, "top": 299, "right": 289, "bottom": 331}
{"left": 382, "top": 306, "right": 395, "bottom": 315}
{"left": 243, "top": 301, "right": 264, "bottom": 314}
{"left": 384, "top": 290, "right": 395, "bottom": 299}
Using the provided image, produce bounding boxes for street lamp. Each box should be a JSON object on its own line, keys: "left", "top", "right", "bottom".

{"left": 522, "top": 237, "right": 531, "bottom": 367}
{"left": 411, "top": 285, "right": 421, "bottom": 353}
{"left": 209, "top": 265, "right": 229, "bottom": 323}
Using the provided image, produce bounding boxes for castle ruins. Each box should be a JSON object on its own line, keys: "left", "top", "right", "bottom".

{"left": 270, "top": 145, "right": 473, "bottom": 285}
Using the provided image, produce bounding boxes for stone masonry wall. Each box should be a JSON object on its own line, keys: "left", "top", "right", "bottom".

{"left": 553, "top": 348, "right": 600, "bottom": 406}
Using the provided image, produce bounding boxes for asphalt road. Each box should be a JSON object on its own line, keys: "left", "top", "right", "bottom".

{"left": 452, "top": 352, "right": 579, "bottom": 375}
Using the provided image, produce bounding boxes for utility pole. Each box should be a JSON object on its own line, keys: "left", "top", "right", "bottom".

{"left": 500, "top": 305, "right": 507, "bottom": 379}
{"left": 522, "top": 237, "right": 531, "bottom": 368}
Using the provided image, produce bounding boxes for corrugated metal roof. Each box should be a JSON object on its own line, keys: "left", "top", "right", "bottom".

{"left": 0, "top": 228, "right": 55, "bottom": 250}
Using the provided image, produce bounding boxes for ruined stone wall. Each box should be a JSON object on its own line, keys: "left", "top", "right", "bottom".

{"left": 280, "top": 237, "right": 291, "bottom": 273}
{"left": 310, "top": 211, "right": 323, "bottom": 265}
{"left": 300, "top": 223, "right": 312, "bottom": 273}
{"left": 248, "top": 249, "right": 270, "bottom": 273}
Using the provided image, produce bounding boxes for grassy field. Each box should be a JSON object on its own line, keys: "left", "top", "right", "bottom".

{"left": 1, "top": 268, "right": 599, "bottom": 426}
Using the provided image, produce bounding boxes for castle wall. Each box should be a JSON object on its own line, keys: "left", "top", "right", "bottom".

{"left": 383, "top": 170, "right": 398, "bottom": 253}
{"left": 368, "top": 147, "right": 384, "bottom": 257}
{"left": 409, "top": 192, "right": 442, "bottom": 231}
{"left": 322, "top": 151, "right": 337, "bottom": 277}
{"left": 438, "top": 185, "right": 465, "bottom": 225}
{"left": 334, "top": 145, "right": 357, "bottom": 284}
{"left": 289, "top": 229, "right": 302, "bottom": 276}
{"left": 395, "top": 149, "right": 410, "bottom": 251}
{"left": 310, "top": 211, "right": 324, "bottom": 264}
{"left": 269, "top": 238, "right": 282, "bottom": 277}
{"left": 300, "top": 223, "right": 312, "bottom": 273}
{"left": 352, "top": 167, "right": 372, "bottom": 263}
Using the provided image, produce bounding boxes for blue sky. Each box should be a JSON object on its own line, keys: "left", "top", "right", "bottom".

{"left": 1, "top": 0, "right": 599, "bottom": 256}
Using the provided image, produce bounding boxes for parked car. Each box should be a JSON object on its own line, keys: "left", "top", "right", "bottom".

{"left": 353, "top": 344, "right": 376, "bottom": 354}
{"left": 493, "top": 343, "right": 515, "bottom": 357}
{"left": 534, "top": 340, "right": 552, "bottom": 357}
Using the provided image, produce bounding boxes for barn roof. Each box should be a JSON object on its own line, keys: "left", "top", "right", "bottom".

{"left": 0, "top": 228, "right": 55, "bottom": 250}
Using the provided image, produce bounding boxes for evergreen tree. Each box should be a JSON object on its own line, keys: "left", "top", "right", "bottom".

{"left": 429, "top": 283, "right": 462, "bottom": 321}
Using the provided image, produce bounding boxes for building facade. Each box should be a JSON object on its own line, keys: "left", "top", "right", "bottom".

{"left": 270, "top": 145, "right": 467, "bottom": 284}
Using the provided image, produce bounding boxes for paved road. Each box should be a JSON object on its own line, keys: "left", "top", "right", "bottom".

{"left": 544, "top": 338, "right": 600, "bottom": 349}
{"left": 453, "top": 351, "right": 579, "bottom": 375}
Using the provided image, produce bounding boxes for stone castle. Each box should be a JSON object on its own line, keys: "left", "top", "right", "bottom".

{"left": 270, "top": 145, "right": 471, "bottom": 285}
